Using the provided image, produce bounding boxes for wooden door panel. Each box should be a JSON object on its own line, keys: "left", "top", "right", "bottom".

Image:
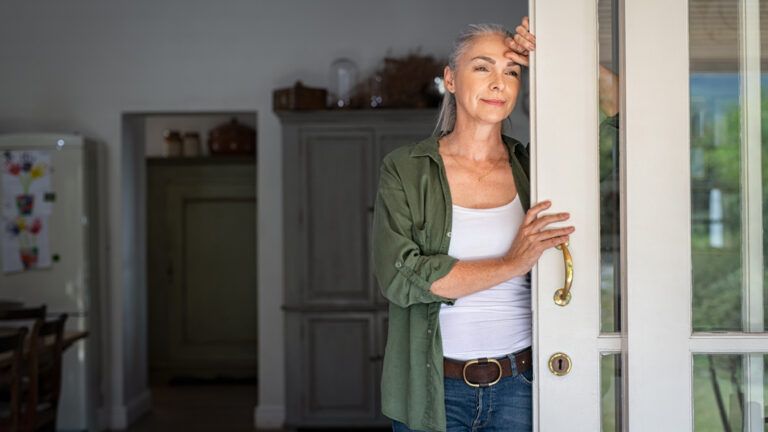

{"left": 148, "top": 162, "right": 257, "bottom": 381}
{"left": 166, "top": 184, "right": 258, "bottom": 366}
{"left": 182, "top": 197, "right": 257, "bottom": 344}
{"left": 303, "top": 314, "right": 376, "bottom": 421}
{"left": 301, "top": 130, "right": 373, "bottom": 305}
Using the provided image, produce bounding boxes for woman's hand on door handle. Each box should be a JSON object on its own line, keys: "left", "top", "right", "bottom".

{"left": 502, "top": 200, "right": 574, "bottom": 278}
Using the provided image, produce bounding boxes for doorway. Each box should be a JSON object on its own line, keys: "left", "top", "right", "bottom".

{"left": 123, "top": 111, "right": 259, "bottom": 429}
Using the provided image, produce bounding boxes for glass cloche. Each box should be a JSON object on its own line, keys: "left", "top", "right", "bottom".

{"left": 329, "top": 58, "right": 359, "bottom": 108}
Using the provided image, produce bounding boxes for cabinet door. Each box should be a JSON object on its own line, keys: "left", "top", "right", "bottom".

{"left": 299, "top": 130, "right": 373, "bottom": 305}
{"left": 301, "top": 313, "right": 379, "bottom": 423}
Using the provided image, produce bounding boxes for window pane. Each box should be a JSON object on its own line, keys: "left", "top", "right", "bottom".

{"left": 598, "top": 0, "right": 621, "bottom": 333}
{"left": 693, "top": 354, "right": 767, "bottom": 431}
{"left": 693, "top": 354, "right": 743, "bottom": 431}
{"left": 601, "top": 353, "right": 622, "bottom": 431}
{"left": 689, "top": 0, "right": 768, "bottom": 332}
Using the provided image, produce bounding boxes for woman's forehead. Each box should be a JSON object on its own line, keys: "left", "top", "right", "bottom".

{"left": 460, "top": 34, "right": 509, "bottom": 61}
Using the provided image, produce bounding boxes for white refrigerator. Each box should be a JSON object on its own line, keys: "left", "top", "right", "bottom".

{"left": 0, "top": 133, "right": 101, "bottom": 431}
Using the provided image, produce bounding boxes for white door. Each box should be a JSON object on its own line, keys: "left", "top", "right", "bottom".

{"left": 531, "top": 0, "right": 768, "bottom": 430}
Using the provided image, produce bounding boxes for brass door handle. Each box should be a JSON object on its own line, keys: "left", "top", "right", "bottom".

{"left": 554, "top": 241, "right": 573, "bottom": 306}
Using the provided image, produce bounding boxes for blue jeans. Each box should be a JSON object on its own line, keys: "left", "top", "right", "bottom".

{"left": 392, "top": 352, "right": 533, "bottom": 432}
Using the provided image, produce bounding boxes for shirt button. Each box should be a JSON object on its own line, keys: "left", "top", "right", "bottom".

{"left": 427, "top": 329, "right": 432, "bottom": 334}
{"left": 395, "top": 261, "right": 402, "bottom": 268}
{"left": 446, "top": 232, "right": 451, "bottom": 237}
{"left": 426, "top": 363, "right": 431, "bottom": 368}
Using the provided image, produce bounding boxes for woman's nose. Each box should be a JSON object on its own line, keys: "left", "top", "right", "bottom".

{"left": 490, "top": 72, "right": 505, "bottom": 91}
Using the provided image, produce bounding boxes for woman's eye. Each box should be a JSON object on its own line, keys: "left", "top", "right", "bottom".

{"left": 473, "top": 66, "right": 489, "bottom": 72}
{"left": 506, "top": 70, "right": 519, "bottom": 77}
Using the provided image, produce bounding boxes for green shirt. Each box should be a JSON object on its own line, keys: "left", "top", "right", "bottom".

{"left": 371, "top": 134, "right": 530, "bottom": 432}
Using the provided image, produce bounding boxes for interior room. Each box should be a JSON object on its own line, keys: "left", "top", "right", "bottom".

{"left": 4, "top": 0, "right": 766, "bottom": 431}
{"left": 0, "top": 1, "right": 527, "bottom": 430}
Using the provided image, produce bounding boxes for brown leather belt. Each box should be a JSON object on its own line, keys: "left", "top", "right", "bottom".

{"left": 443, "top": 347, "right": 532, "bottom": 388}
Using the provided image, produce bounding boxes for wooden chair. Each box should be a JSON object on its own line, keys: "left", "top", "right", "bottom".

{"left": 22, "top": 314, "right": 67, "bottom": 432}
{"left": 0, "top": 307, "right": 46, "bottom": 322}
{"left": 0, "top": 307, "right": 45, "bottom": 432}
{"left": 0, "top": 328, "right": 28, "bottom": 432}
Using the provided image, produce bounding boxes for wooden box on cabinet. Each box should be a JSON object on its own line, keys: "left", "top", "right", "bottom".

{"left": 280, "top": 110, "right": 436, "bottom": 429}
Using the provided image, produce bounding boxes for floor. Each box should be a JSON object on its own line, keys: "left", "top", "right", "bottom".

{"left": 122, "top": 384, "right": 391, "bottom": 432}
{"left": 124, "top": 385, "right": 265, "bottom": 432}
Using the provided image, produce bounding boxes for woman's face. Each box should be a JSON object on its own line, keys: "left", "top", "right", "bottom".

{"left": 445, "top": 33, "right": 522, "bottom": 127}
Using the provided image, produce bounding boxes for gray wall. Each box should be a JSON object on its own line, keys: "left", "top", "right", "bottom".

{"left": 0, "top": 1, "right": 528, "bottom": 428}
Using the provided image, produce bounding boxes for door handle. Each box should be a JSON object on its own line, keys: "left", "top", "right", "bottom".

{"left": 554, "top": 241, "right": 573, "bottom": 306}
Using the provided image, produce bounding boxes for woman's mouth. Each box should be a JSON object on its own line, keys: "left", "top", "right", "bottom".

{"left": 481, "top": 99, "right": 506, "bottom": 106}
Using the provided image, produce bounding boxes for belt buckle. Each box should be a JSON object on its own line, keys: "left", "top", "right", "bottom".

{"left": 462, "top": 358, "right": 503, "bottom": 388}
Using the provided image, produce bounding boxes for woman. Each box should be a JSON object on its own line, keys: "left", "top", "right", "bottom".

{"left": 371, "top": 19, "right": 564, "bottom": 432}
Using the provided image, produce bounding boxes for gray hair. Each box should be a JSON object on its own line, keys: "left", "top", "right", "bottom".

{"left": 434, "top": 23, "right": 515, "bottom": 136}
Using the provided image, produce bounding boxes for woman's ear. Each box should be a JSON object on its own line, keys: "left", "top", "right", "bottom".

{"left": 443, "top": 65, "right": 455, "bottom": 94}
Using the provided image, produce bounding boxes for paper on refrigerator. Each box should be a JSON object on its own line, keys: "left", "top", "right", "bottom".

{"left": 1, "top": 150, "right": 53, "bottom": 273}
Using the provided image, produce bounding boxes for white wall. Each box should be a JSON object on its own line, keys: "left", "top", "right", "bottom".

{"left": 0, "top": 1, "right": 528, "bottom": 428}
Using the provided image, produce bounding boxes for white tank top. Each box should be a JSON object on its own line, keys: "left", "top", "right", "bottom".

{"left": 439, "top": 194, "right": 532, "bottom": 360}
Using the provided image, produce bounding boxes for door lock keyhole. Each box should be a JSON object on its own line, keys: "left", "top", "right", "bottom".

{"left": 548, "top": 352, "right": 572, "bottom": 376}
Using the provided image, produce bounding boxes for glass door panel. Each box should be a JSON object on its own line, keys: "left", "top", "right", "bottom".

{"left": 601, "top": 353, "right": 622, "bottom": 431}
{"left": 689, "top": 0, "right": 744, "bottom": 332}
{"left": 598, "top": 0, "right": 622, "bottom": 335}
{"left": 693, "top": 354, "right": 768, "bottom": 430}
{"left": 688, "top": 0, "right": 767, "bottom": 430}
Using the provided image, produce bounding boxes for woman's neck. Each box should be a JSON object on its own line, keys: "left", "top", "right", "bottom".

{"left": 442, "top": 116, "right": 506, "bottom": 161}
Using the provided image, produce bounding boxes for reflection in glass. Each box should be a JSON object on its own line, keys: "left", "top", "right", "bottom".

{"left": 600, "top": 353, "right": 621, "bottom": 431}
{"left": 689, "top": 0, "right": 768, "bottom": 332}
{"left": 693, "top": 354, "right": 768, "bottom": 431}
{"left": 693, "top": 355, "right": 744, "bottom": 431}
{"left": 598, "top": 0, "right": 621, "bottom": 333}
{"left": 690, "top": 73, "right": 743, "bottom": 331}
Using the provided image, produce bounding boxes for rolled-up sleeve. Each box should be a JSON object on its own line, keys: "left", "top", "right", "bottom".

{"left": 372, "top": 157, "right": 457, "bottom": 308}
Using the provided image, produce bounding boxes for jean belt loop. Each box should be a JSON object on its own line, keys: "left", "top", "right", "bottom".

{"left": 508, "top": 352, "right": 519, "bottom": 376}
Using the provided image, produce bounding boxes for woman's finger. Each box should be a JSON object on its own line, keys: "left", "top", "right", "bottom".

{"left": 504, "top": 50, "right": 529, "bottom": 67}
{"left": 505, "top": 36, "right": 527, "bottom": 54}
{"left": 532, "top": 227, "right": 575, "bottom": 242}
{"left": 546, "top": 235, "right": 570, "bottom": 249}
{"left": 521, "top": 16, "right": 536, "bottom": 41}
{"left": 523, "top": 201, "right": 551, "bottom": 226}
{"left": 528, "top": 212, "right": 570, "bottom": 233}
{"left": 514, "top": 33, "right": 535, "bottom": 51}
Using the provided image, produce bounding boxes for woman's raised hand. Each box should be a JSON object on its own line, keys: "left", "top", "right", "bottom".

{"left": 502, "top": 200, "right": 574, "bottom": 276}
{"left": 505, "top": 16, "right": 536, "bottom": 66}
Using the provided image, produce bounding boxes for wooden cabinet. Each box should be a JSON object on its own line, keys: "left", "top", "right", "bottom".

{"left": 147, "top": 158, "right": 257, "bottom": 383}
{"left": 280, "top": 110, "right": 436, "bottom": 428}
